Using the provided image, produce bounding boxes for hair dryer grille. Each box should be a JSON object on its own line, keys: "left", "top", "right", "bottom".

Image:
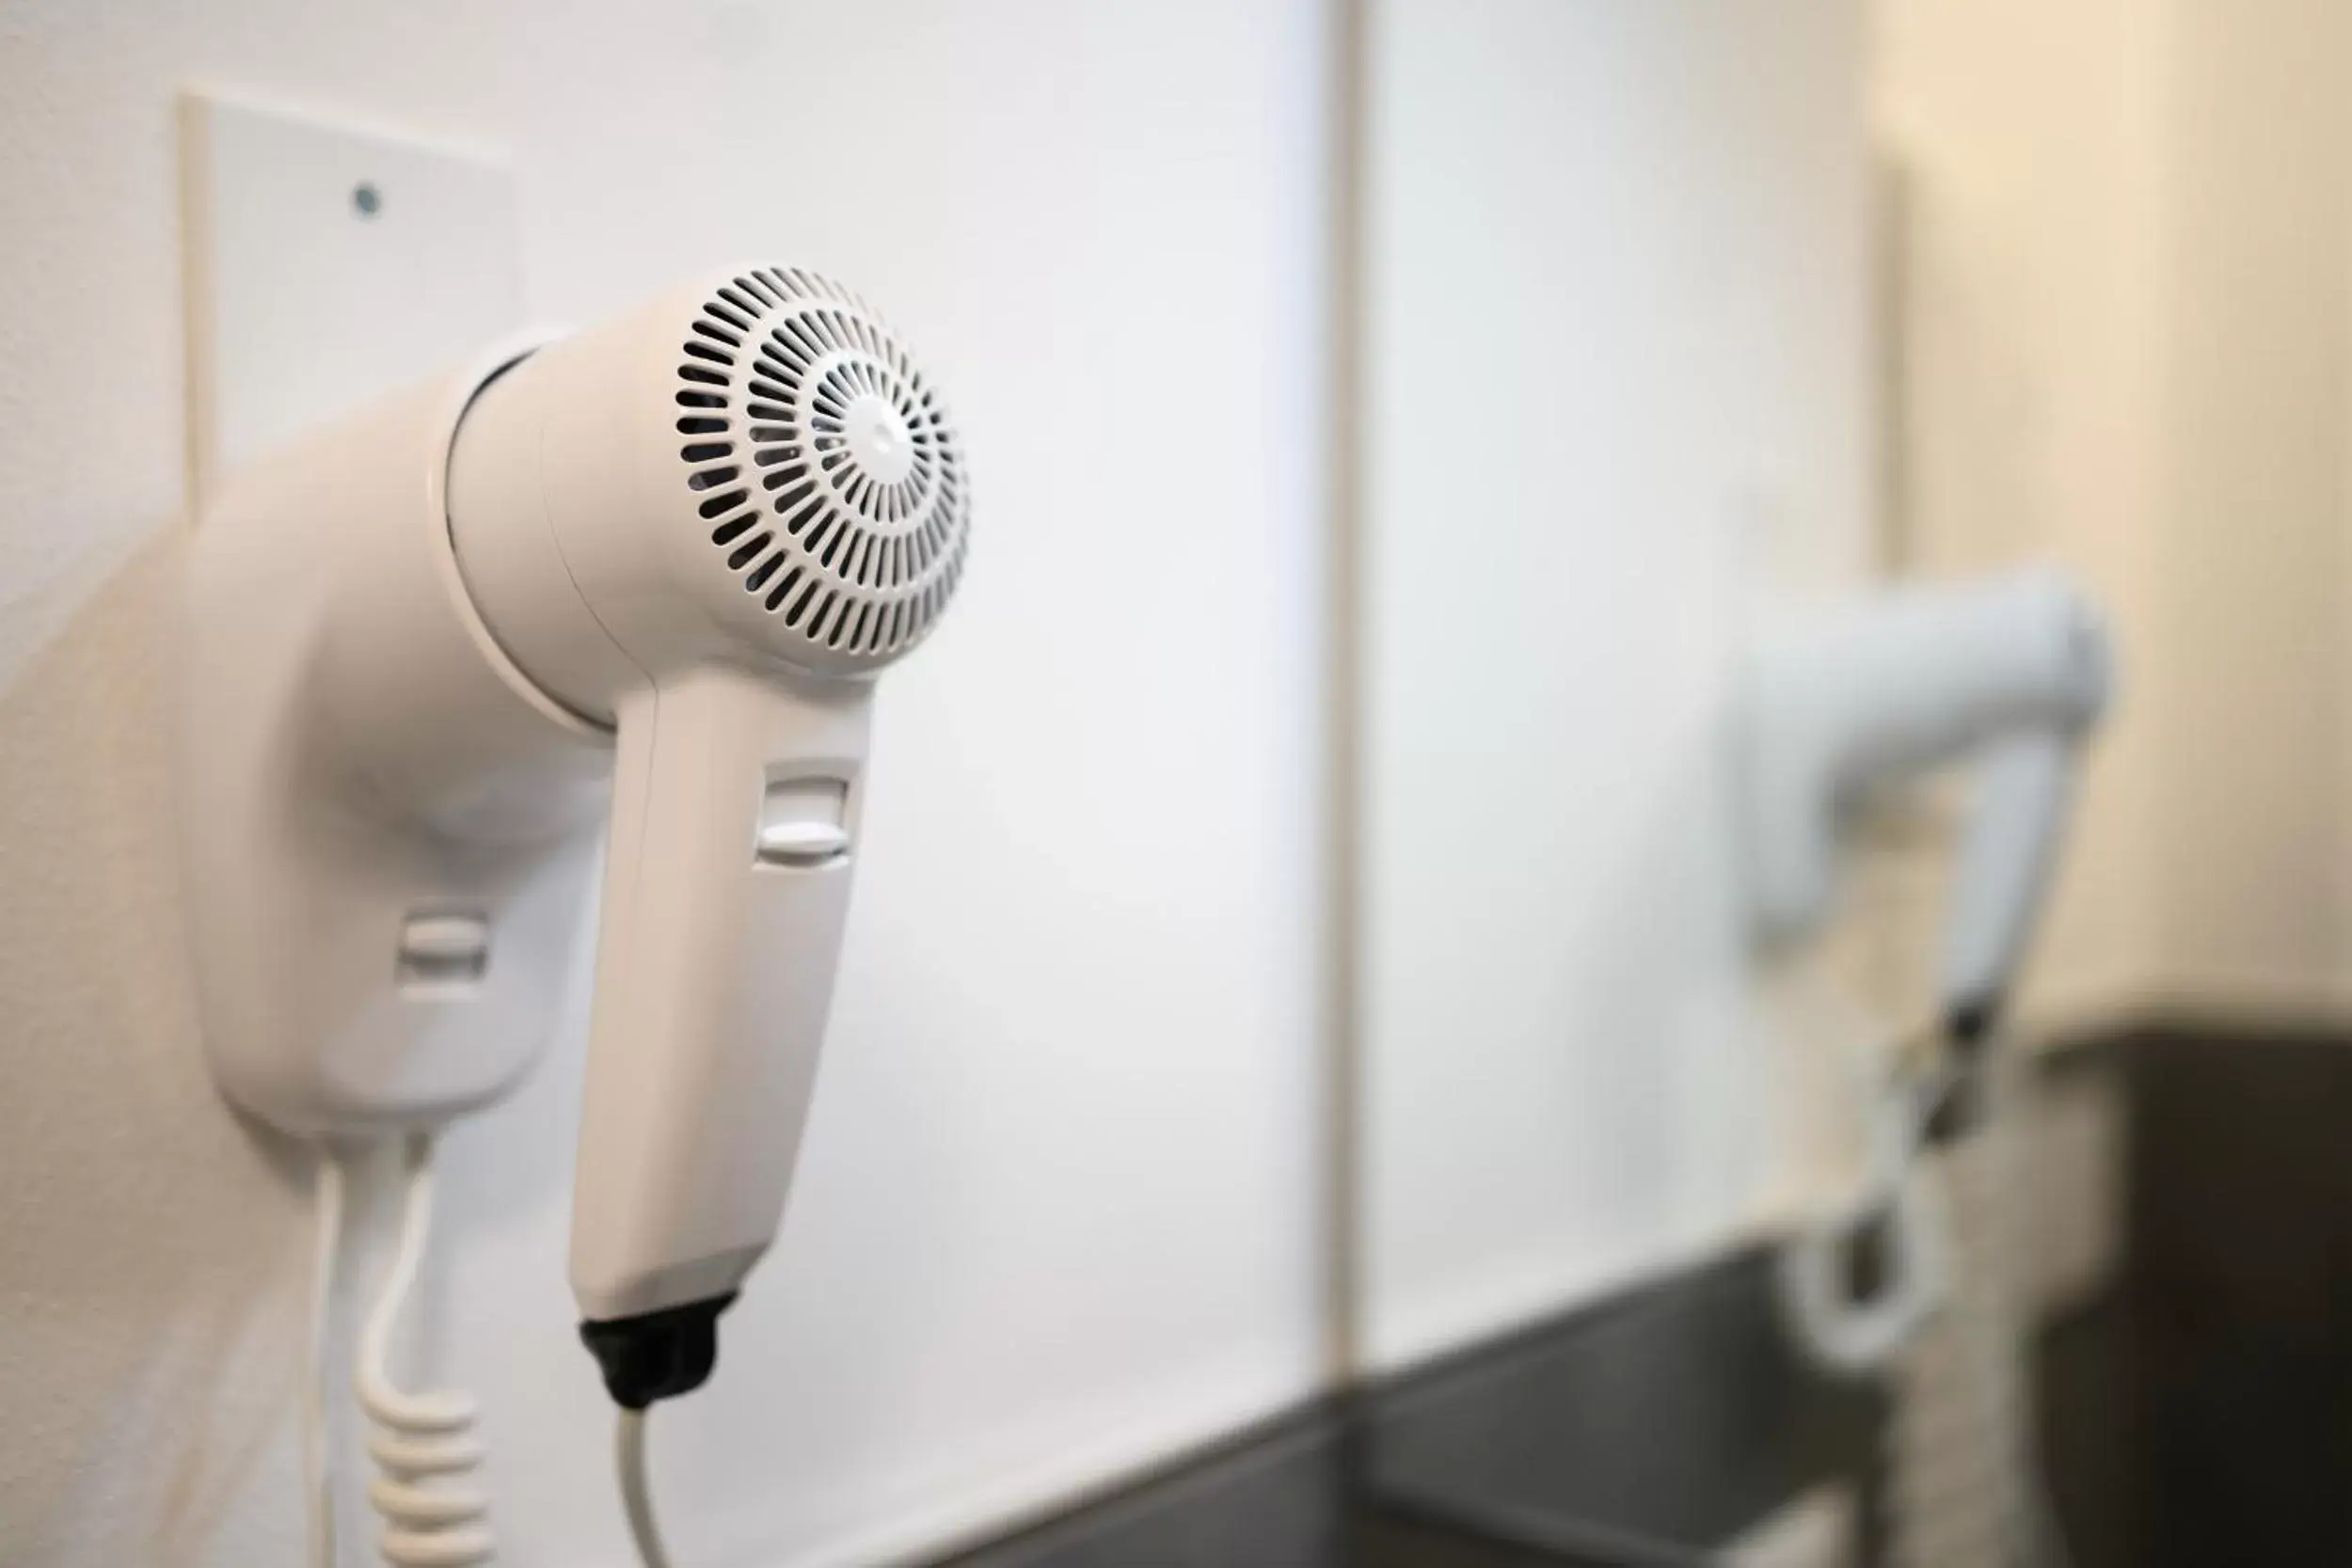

{"left": 675, "top": 268, "right": 969, "bottom": 664}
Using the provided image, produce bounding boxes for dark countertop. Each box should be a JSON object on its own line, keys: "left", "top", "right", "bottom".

{"left": 939, "top": 1022, "right": 2352, "bottom": 1568}
{"left": 937, "top": 1246, "right": 1885, "bottom": 1568}
{"left": 1356, "top": 1247, "right": 1884, "bottom": 1565}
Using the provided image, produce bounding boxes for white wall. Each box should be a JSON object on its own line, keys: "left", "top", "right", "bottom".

{"left": 0, "top": 4, "right": 1332, "bottom": 1564}
{"left": 1875, "top": 0, "right": 2352, "bottom": 1031}
{"left": 1357, "top": 0, "right": 1873, "bottom": 1370}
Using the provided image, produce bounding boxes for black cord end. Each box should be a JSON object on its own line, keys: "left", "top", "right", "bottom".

{"left": 1925, "top": 996, "right": 2004, "bottom": 1145}
{"left": 1947, "top": 997, "right": 2001, "bottom": 1052}
{"left": 580, "top": 1294, "right": 737, "bottom": 1409}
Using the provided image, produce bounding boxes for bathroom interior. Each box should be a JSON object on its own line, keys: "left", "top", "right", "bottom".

{"left": 4, "top": 1, "right": 2349, "bottom": 1565}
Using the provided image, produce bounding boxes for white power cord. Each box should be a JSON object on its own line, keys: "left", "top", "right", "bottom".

{"left": 305, "top": 1132, "right": 683, "bottom": 1568}
{"left": 357, "top": 1133, "right": 494, "bottom": 1567}
{"left": 1775, "top": 1054, "right": 1950, "bottom": 1378}
{"left": 616, "top": 1408, "right": 677, "bottom": 1568}
{"left": 1770, "top": 960, "right": 1953, "bottom": 1383}
{"left": 308, "top": 1148, "right": 346, "bottom": 1568}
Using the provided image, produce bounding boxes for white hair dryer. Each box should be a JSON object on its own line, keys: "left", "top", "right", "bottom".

{"left": 1740, "top": 567, "right": 2114, "bottom": 1376}
{"left": 1742, "top": 567, "right": 2113, "bottom": 1046}
{"left": 183, "top": 264, "right": 971, "bottom": 1410}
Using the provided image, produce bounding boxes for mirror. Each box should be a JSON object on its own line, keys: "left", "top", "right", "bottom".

{"left": 1351, "top": 0, "right": 1874, "bottom": 1368}
{"left": 1346, "top": 1, "right": 2352, "bottom": 1564}
{"left": 1343, "top": 2, "right": 1966, "bottom": 1560}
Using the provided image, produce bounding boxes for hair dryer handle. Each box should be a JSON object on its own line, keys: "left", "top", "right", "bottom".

{"left": 570, "top": 664, "right": 871, "bottom": 1341}
{"left": 1938, "top": 731, "right": 2076, "bottom": 1028}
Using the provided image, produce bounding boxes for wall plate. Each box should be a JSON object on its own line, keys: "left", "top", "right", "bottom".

{"left": 175, "top": 94, "right": 599, "bottom": 1135}
{"left": 180, "top": 91, "right": 521, "bottom": 505}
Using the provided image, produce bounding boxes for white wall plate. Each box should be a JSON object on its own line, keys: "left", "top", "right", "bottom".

{"left": 180, "top": 90, "right": 521, "bottom": 503}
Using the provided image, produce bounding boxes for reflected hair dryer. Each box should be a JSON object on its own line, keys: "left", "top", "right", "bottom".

{"left": 1740, "top": 568, "right": 2113, "bottom": 1379}
{"left": 1740, "top": 567, "right": 2114, "bottom": 1044}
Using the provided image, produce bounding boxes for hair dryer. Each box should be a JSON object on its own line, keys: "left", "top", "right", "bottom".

{"left": 1740, "top": 568, "right": 2113, "bottom": 1381}
{"left": 1740, "top": 567, "right": 2113, "bottom": 1042}
{"left": 183, "top": 264, "right": 971, "bottom": 1411}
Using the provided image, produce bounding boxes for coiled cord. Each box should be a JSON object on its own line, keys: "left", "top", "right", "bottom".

{"left": 356, "top": 1133, "right": 496, "bottom": 1567}
{"left": 303, "top": 1132, "right": 681, "bottom": 1566}
{"left": 1888, "top": 1049, "right": 2078, "bottom": 1568}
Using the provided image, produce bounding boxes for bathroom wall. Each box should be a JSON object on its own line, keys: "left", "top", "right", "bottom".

{"left": 0, "top": 4, "right": 1333, "bottom": 1564}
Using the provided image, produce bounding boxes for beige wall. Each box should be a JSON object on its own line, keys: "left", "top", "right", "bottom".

{"left": 2148, "top": 0, "right": 2352, "bottom": 1012}
{"left": 1874, "top": 0, "right": 2352, "bottom": 1031}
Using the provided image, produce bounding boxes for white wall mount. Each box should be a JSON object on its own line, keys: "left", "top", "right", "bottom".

{"left": 176, "top": 94, "right": 587, "bottom": 1134}
{"left": 181, "top": 343, "right": 612, "bottom": 1133}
